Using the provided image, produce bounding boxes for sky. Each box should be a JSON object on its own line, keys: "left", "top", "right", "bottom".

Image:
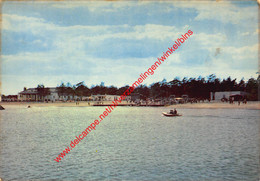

{"left": 1, "top": 0, "right": 259, "bottom": 95}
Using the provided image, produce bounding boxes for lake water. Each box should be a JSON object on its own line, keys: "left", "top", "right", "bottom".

{"left": 0, "top": 106, "right": 259, "bottom": 180}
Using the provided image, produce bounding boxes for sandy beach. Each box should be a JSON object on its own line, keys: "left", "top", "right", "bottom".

{"left": 1, "top": 101, "right": 259, "bottom": 110}
{"left": 169, "top": 101, "right": 260, "bottom": 110}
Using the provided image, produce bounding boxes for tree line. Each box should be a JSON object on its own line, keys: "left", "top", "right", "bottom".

{"left": 37, "top": 74, "right": 259, "bottom": 101}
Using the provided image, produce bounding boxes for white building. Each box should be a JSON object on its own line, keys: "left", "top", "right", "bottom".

{"left": 210, "top": 91, "right": 248, "bottom": 101}
{"left": 18, "top": 87, "right": 81, "bottom": 102}
{"left": 18, "top": 87, "right": 59, "bottom": 102}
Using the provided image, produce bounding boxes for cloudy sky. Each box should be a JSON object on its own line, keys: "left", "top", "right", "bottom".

{"left": 1, "top": 1, "right": 258, "bottom": 95}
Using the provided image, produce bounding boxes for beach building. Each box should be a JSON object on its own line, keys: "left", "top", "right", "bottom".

{"left": 91, "top": 94, "right": 131, "bottom": 102}
{"left": 1, "top": 95, "right": 18, "bottom": 102}
{"left": 18, "top": 88, "right": 39, "bottom": 101}
{"left": 18, "top": 87, "right": 59, "bottom": 102}
{"left": 210, "top": 91, "right": 248, "bottom": 101}
{"left": 18, "top": 87, "right": 81, "bottom": 102}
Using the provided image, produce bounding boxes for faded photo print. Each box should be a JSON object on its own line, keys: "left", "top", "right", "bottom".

{"left": 0, "top": 1, "right": 259, "bottom": 180}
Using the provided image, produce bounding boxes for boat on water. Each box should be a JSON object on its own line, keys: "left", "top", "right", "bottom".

{"left": 162, "top": 112, "right": 182, "bottom": 117}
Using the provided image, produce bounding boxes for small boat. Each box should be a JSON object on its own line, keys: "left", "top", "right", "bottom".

{"left": 162, "top": 112, "right": 182, "bottom": 117}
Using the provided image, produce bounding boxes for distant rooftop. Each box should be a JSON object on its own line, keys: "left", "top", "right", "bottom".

{"left": 19, "top": 87, "right": 57, "bottom": 94}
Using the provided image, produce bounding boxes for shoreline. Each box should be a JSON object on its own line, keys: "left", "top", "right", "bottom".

{"left": 1, "top": 101, "right": 259, "bottom": 110}
{"left": 168, "top": 101, "right": 260, "bottom": 110}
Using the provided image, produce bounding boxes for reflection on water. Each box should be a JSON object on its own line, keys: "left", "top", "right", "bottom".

{"left": 0, "top": 106, "right": 259, "bottom": 180}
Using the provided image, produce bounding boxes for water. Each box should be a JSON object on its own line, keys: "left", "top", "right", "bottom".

{"left": 0, "top": 106, "right": 259, "bottom": 180}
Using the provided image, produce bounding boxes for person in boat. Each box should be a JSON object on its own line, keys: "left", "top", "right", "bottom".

{"left": 173, "top": 108, "right": 177, "bottom": 114}
{"left": 169, "top": 109, "right": 177, "bottom": 114}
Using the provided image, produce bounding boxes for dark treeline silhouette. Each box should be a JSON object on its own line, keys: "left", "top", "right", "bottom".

{"left": 53, "top": 74, "right": 259, "bottom": 101}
